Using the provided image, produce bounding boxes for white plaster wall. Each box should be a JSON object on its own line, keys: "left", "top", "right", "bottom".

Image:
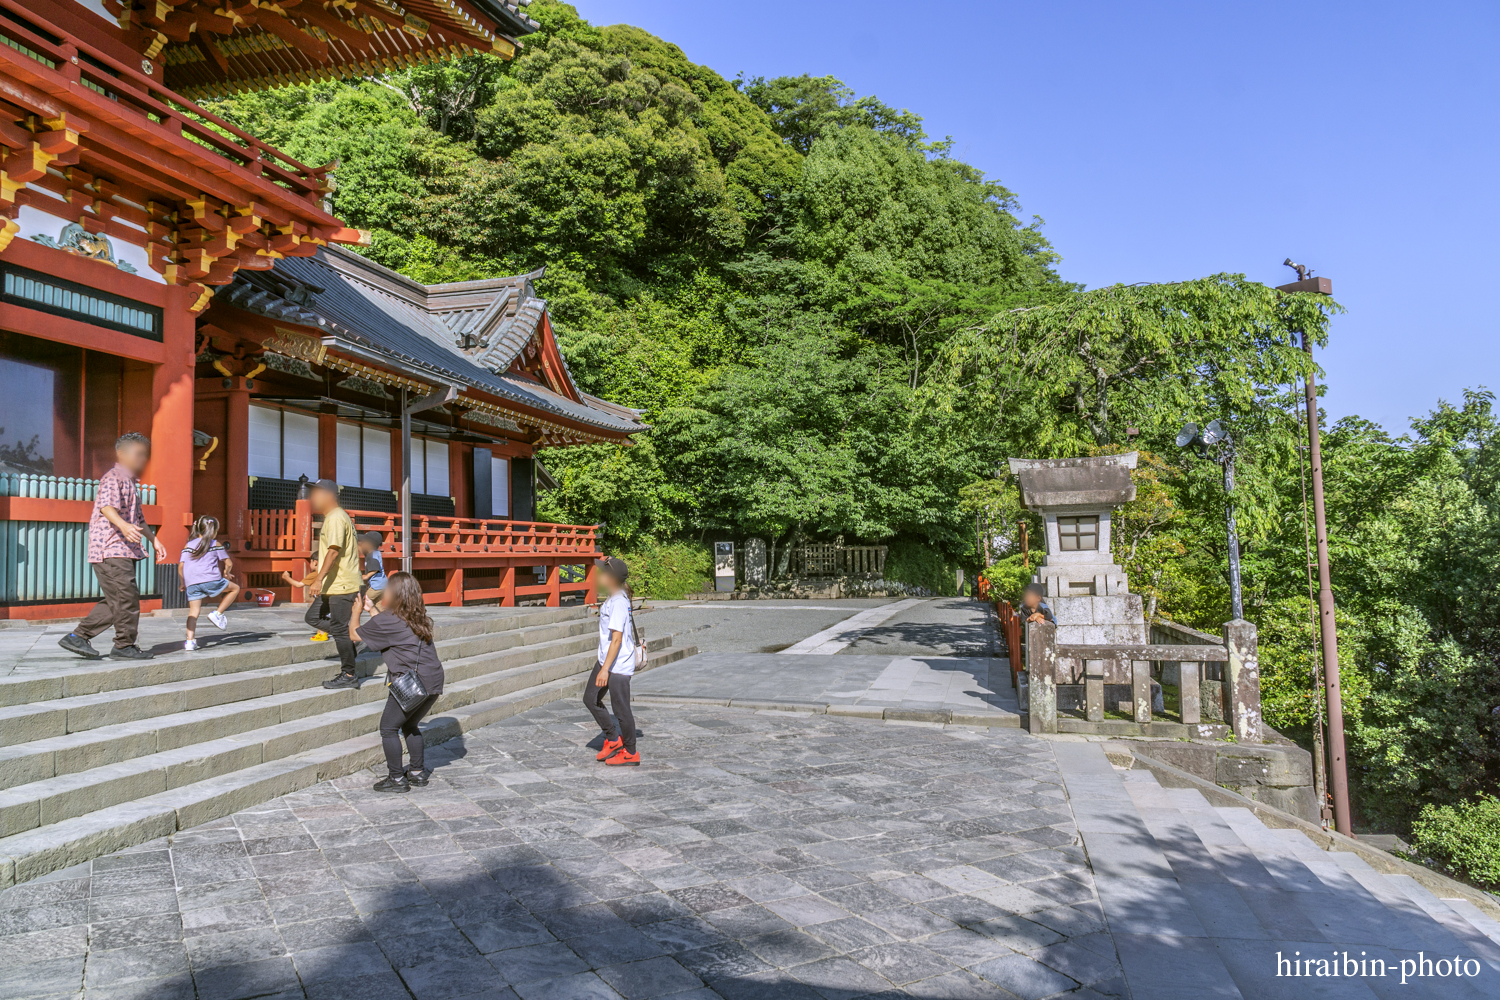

{"left": 15, "top": 203, "right": 165, "bottom": 285}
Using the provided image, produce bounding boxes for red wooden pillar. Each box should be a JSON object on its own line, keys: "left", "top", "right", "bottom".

{"left": 500, "top": 564, "right": 516, "bottom": 607}
{"left": 318, "top": 412, "right": 338, "bottom": 481}
{"left": 444, "top": 568, "right": 464, "bottom": 606}
{"left": 223, "top": 380, "right": 250, "bottom": 552}
{"left": 450, "top": 441, "right": 469, "bottom": 517}
{"left": 145, "top": 285, "right": 197, "bottom": 558}
{"left": 546, "top": 563, "right": 561, "bottom": 607}
{"left": 293, "top": 498, "right": 313, "bottom": 602}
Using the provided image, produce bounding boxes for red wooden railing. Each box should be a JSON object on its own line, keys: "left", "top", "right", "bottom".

{"left": 345, "top": 511, "right": 601, "bottom": 561}
{"left": 245, "top": 506, "right": 311, "bottom": 554}
{"left": 996, "top": 600, "right": 1023, "bottom": 684}
{"left": 245, "top": 503, "right": 601, "bottom": 559}
{"left": 240, "top": 502, "right": 601, "bottom": 606}
{"left": 0, "top": 0, "right": 334, "bottom": 205}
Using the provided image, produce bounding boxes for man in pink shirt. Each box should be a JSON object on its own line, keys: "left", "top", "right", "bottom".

{"left": 58, "top": 433, "right": 165, "bottom": 660}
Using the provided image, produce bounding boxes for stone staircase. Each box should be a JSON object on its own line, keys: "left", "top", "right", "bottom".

{"left": 0, "top": 606, "right": 695, "bottom": 887}
{"left": 1055, "top": 742, "right": 1500, "bottom": 999}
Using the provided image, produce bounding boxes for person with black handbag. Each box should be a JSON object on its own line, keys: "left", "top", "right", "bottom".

{"left": 349, "top": 572, "right": 444, "bottom": 793}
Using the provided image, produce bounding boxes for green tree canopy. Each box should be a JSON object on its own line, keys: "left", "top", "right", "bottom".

{"left": 201, "top": 0, "right": 1498, "bottom": 829}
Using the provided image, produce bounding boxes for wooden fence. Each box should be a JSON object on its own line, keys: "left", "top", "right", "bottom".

{"left": 789, "top": 544, "right": 887, "bottom": 578}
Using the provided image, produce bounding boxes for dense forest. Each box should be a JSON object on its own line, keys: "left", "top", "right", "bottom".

{"left": 204, "top": 1, "right": 1498, "bottom": 840}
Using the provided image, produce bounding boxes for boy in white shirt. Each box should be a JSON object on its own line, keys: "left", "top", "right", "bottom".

{"left": 584, "top": 556, "right": 641, "bottom": 765}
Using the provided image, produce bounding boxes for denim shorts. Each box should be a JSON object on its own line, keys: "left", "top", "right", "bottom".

{"left": 186, "top": 579, "right": 229, "bottom": 602}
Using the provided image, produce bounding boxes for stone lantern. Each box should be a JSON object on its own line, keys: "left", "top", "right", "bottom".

{"left": 1007, "top": 453, "right": 1147, "bottom": 645}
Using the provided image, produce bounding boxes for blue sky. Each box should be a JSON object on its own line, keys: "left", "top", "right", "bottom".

{"left": 576, "top": 1, "right": 1499, "bottom": 436}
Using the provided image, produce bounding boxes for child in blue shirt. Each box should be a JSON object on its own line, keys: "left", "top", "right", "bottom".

{"left": 359, "top": 531, "right": 387, "bottom": 613}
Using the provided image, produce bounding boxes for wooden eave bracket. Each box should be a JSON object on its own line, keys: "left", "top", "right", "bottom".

{"left": 0, "top": 111, "right": 86, "bottom": 205}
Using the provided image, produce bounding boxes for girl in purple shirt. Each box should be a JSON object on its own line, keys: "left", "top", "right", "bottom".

{"left": 180, "top": 516, "right": 241, "bottom": 650}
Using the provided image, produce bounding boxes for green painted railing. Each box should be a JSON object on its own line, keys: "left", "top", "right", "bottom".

{"left": 0, "top": 473, "right": 159, "bottom": 603}
{"left": 0, "top": 473, "right": 157, "bottom": 503}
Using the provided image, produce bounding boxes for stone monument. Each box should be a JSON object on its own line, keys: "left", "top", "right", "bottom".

{"left": 744, "top": 538, "right": 767, "bottom": 587}
{"left": 1007, "top": 452, "right": 1147, "bottom": 645}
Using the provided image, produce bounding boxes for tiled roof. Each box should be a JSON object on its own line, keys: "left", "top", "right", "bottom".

{"left": 216, "top": 248, "right": 645, "bottom": 437}
{"left": 161, "top": 0, "right": 543, "bottom": 99}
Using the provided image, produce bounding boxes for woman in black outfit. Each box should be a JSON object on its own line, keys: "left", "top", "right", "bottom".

{"left": 349, "top": 572, "right": 445, "bottom": 793}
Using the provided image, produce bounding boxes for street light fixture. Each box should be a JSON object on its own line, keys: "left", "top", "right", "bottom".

{"left": 1176, "top": 419, "right": 1244, "bottom": 621}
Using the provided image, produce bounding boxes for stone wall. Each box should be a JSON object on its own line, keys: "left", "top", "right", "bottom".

{"left": 1105, "top": 732, "right": 1318, "bottom": 821}
{"left": 1051, "top": 594, "right": 1149, "bottom": 645}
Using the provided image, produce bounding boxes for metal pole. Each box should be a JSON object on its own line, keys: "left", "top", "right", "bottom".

{"left": 1223, "top": 452, "right": 1243, "bottom": 621}
{"left": 400, "top": 387, "right": 412, "bottom": 574}
{"left": 1296, "top": 381, "right": 1333, "bottom": 827}
{"left": 1301, "top": 330, "right": 1352, "bottom": 836}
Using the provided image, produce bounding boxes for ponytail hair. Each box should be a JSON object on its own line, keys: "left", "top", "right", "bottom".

{"left": 188, "top": 515, "right": 220, "bottom": 558}
{"left": 383, "top": 571, "right": 434, "bottom": 644}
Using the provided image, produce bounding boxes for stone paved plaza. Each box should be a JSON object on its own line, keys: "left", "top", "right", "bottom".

{"left": 633, "top": 655, "right": 1019, "bottom": 724}
{"left": 1, "top": 702, "right": 1110, "bottom": 1000}
{"left": 641, "top": 600, "right": 993, "bottom": 658}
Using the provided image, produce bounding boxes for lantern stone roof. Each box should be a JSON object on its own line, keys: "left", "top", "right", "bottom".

{"left": 1007, "top": 453, "right": 1138, "bottom": 512}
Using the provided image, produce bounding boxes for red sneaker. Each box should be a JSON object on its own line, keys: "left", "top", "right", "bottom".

{"left": 595, "top": 737, "right": 623, "bottom": 761}
{"left": 605, "top": 748, "right": 640, "bottom": 766}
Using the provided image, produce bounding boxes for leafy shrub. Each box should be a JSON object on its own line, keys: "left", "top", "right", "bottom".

{"left": 1407, "top": 796, "right": 1500, "bottom": 889}
{"left": 619, "top": 539, "right": 712, "bottom": 600}
{"left": 981, "top": 554, "right": 1032, "bottom": 604}
{"left": 884, "top": 541, "right": 958, "bottom": 596}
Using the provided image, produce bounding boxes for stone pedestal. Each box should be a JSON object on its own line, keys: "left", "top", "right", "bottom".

{"left": 1050, "top": 594, "right": 1149, "bottom": 645}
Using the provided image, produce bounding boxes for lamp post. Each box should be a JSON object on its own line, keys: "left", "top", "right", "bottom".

{"left": 1277, "top": 262, "right": 1351, "bottom": 838}
{"left": 1176, "top": 419, "right": 1244, "bottom": 621}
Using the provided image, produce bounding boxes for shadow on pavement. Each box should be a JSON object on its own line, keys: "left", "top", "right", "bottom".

{"left": 844, "top": 619, "right": 997, "bottom": 657}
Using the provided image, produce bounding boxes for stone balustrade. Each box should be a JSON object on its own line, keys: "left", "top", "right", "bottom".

{"left": 1020, "top": 618, "right": 1261, "bottom": 742}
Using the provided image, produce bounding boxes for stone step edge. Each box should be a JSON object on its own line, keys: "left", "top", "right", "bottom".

{"left": 1442, "top": 897, "right": 1500, "bottom": 950}
{"left": 0, "top": 643, "right": 694, "bottom": 887}
{"left": 1124, "top": 776, "right": 1455, "bottom": 948}
{"left": 0, "top": 627, "right": 603, "bottom": 753}
{"left": 1120, "top": 773, "right": 1499, "bottom": 1000}
{"left": 0, "top": 630, "right": 623, "bottom": 794}
{"left": 1382, "top": 874, "right": 1500, "bottom": 967}
{"left": 0, "top": 640, "right": 682, "bottom": 835}
{"left": 629, "top": 695, "right": 1019, "bottom": 728}
{"left": 0, "top": 606, "right": 592, "bottom": 706}
{"left": 1218, "top": 815, "right": 1500, "bottom": 970}
{"left": 1113, "top": 744, "right": 1500, "bottom": 922}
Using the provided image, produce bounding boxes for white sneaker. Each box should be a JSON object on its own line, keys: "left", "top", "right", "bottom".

{"left": 208, "top": 611, "right": 228, "bottom": 630}
{"left": 183, "top": 639, "right": 199, "bottom": 651}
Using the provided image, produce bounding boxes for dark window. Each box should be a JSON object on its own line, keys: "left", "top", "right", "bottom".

{"left": 1058, "top": 516, "right": 1099, "bottom": 551}
{"left": 0, "top": 332, "right": 124, "bottom": 478}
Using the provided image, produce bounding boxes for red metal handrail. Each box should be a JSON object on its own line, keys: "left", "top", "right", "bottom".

{"left": 0, "top": 0, "right": 330, "bottom": 201}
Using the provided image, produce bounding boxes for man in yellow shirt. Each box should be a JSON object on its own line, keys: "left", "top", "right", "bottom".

{"left": 283, "top": 479, "right": 364, "bottom": 689}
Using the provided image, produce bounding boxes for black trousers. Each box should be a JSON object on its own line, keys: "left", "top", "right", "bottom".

{"left": 76, "top": 558, "right": 140, "bottom": 648}
{"left": 583, "top": 661, "right": 635, "bottom": 753}
{"left": 380, "top": 691, "right": 437, "bottom": 779}
{"left": 305, "top": 592, "right": 357, "bottom": 673}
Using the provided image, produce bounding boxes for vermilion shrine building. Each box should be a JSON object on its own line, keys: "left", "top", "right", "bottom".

{"left": 0, "top": 0, "right": 643, "bottom": 619}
